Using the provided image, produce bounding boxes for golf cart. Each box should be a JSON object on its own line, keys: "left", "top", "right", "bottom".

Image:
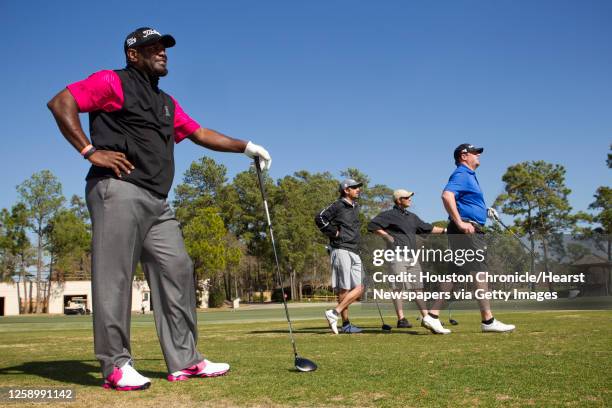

{"left": 64, "top": 296, "right": 88, "bottom": 315}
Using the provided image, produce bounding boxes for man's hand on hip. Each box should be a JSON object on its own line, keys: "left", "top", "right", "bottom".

{"left": 457, "top": 220, "right": 476, "bottom": 234}
{"left": 88, "top": 150, "right": 135, "bottom": 178}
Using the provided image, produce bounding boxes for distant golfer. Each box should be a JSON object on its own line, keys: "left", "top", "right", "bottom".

{"left": 47, "top": 27, "right": 271, "bottom": 390}
{"left": 425, "top": 144, "right": 515, "bottom": 334}
{"left": 368, "top": 189, "right": 446, "bottom": 329}
{"left": 315, "top": 179, "right": 365, "bottom": 334}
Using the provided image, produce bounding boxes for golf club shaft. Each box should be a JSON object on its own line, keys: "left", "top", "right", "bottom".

{"left": 374, "top": 295, "right": 386, "bottom": 324}
{"left": 362, "top": 261, "right": 388, "bottom": 326}
{"left": 492, "top": 214, "right": 536, "bottom": 256}
{"left": 254, "top": 157, "right": 299, "bottom": 358}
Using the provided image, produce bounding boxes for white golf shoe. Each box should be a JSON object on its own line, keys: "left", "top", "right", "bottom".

{"left": 103, "top": 361, "right": 151, "bottom": 391}
{"left": 482, "top": 319, "right": 515, "bottom": 333}
{"left": 167, "top": 359, "right": 230, "bottom": 382}
{"left": 324, "top": 309, "right": 339, "bottom": 334}
{"left": 421, "top": 315, "right": 451, "bottom": 334}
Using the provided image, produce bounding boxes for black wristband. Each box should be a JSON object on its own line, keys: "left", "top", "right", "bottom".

{"left": 83, "top": 146, "right": 97, "bottom": 160}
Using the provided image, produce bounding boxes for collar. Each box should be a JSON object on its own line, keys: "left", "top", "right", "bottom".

{"left": 127, "top": 64, "right": 160, "bottom": 89}
{"left": 393, "top": 204, "right": 411, "bottom": 215}
{"left": 456, "top": 163, "right": 476, "bottom": 175}
{"left": 341, "top": 198, "right": 356, "bottom": 208}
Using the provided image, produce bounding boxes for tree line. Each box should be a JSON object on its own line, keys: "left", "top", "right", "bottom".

{"left": 0, "top": 171, "right": 89, "bottom": 313}
{"left": 1, "top": 147, "right": 609, "bottom": 311}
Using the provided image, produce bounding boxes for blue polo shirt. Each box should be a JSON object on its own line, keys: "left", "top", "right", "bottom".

{"left": 443, "top": 164, "right": 487, "bottom": 225}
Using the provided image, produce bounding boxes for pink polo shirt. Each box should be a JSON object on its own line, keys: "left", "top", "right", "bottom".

{"left": 66, "top": 70, "right": 200, "bottom": 143}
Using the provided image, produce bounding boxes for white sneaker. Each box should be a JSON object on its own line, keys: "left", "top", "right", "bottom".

{"left": 103, "top": 361, "right": 151, "bottom": 391}
{"left": 421, "top": 315, "right": 451, "bottom": 334}
{"left": 167, "top": 359, "right": 230, "bottom": 381}
{"left": 482, "top": 319, "right": 515, "bottom": 333}
{"left": 324, "top": 309, "right": 339, "bottom": 334}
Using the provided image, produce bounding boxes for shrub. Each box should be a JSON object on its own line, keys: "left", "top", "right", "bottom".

{"left": 208, "top": 287, "right": 226, "bottom": 308}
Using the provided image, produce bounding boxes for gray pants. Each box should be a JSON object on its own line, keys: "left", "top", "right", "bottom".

{"left": 86, "top": 178, "right": 202, "bottom": 377}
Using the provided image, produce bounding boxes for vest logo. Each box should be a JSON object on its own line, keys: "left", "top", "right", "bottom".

{"left": 142, "top": 29, "right": 161, "bottom": 38}
{"left": 164, "top": 106, "right": 170, "bottom": 117}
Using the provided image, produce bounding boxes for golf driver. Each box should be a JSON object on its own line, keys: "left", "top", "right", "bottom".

{"left": 489, "top": 212, "right": 536, "bottom": 256}
{"left": 490, "top": 211, "right": 540, "bottom": 295}
{"left": 374, "top": 295, "right": 393, "bottom": 332}
{"left": 362, "top": 261, "right": 392, "bottom": 331}
{"left": 254, "top": 157, "right": 317, "bottom": 372}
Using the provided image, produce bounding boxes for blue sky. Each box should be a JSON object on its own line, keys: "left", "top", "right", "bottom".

{"left": 0, "top": 0, "right": 610, "bottom": 223}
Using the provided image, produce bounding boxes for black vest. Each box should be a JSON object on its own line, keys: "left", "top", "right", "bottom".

{"left": 86, "top": 66, "right": 177, "bottom": 197}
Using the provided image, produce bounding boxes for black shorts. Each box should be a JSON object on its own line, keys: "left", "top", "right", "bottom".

{"left": 446, "top": 220, "right": 488, "bottom": 274}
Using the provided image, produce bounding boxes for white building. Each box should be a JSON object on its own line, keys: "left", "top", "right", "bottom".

{"left": 47, "top": 280, "right": 94, "bottom": 314}
{"left": 0, "top": 279, "right": 209, "bottom": 316}
{"left": 0, "top": 282, "right": 21, "bottom": 316}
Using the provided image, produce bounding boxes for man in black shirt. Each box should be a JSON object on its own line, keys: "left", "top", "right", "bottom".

{"left": 368, "top": 189, "right": 447, "bottom": 331}
{"left": 315, "top": 179, "right": 365, "bottom": 334}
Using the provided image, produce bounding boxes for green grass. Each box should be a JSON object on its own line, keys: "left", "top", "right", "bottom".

{"left": 0, "top": 303, "right": 611, "bottom": 407}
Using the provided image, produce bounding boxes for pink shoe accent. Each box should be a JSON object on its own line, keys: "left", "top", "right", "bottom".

{"left": 103, "top": 367, "right": 122, "bottom": 388}
{"left": 102, "top": 366, "right": 150, "bottom": 391}
{"left": 167, "top": 361, "right": 203, "bottom": 382}
{"left": 185, "top": 361, "right": 206, "bottom": 375}
{"left": 104, "top": 382, "right": 150, "bottom": 391}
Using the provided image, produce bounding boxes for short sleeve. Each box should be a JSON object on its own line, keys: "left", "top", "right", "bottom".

{"left": 443, "top": 171, "right": 467, "bottom": 196}
{"left": 368, "top": 212, "right": 390, "bottom": 232}
{"left": 415, "top": 216, "right": 434, "bottom": 234}
{"left": 170, "top": 96, "right": 201, "bottom": 143}
{"left": 66, "top": 70, "right": 124, "bottom": 112}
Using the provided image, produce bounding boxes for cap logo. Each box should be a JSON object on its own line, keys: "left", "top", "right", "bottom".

{"left": 126, "top": 37, "right": 137, "bottom": 46}
{"left": 142, "top": 29, "right": 161, "bottom": 38}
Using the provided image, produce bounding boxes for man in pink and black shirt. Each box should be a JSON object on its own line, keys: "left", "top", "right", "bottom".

{"left": 48, "top": 27, "right": 271, "bottom": 391}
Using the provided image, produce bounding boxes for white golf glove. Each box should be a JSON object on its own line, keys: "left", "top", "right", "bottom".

{"left": 487, "top": 207, "right": 499, "bottom": 220}
{"left": 244, "top": 141, "right": 272, "bottom": 170}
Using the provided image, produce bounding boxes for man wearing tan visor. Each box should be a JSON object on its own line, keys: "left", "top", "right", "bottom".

{"left": 368, "top": 189, "right": 447, "bottom": 331}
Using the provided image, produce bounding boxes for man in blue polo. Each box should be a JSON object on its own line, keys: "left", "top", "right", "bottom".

{"left": 423, "top": 144, "right": 515, "bottom": 334}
